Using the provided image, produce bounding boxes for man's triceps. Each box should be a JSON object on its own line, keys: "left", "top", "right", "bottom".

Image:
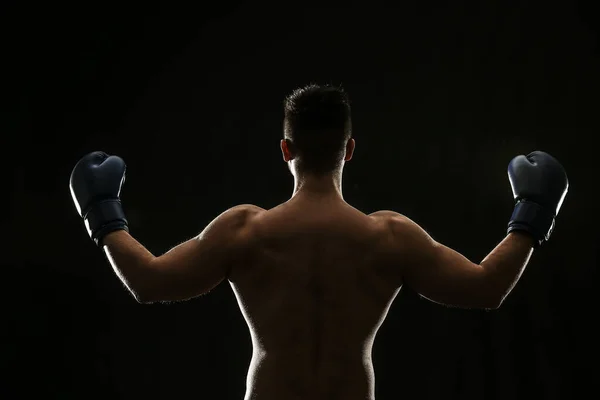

{"left": 388, "top": 215, "right": 497, "bottom": 309}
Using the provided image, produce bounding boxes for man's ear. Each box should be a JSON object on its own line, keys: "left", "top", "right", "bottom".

{"left": 281, "top": 139, "right": 295, "bottom": 162}
{"left": 344, "top": 138, "right": 355, "bottom": 161}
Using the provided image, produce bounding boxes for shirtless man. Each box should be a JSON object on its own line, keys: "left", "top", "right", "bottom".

{"left": 69, "top": 84, "right": 569, "bottom": 400}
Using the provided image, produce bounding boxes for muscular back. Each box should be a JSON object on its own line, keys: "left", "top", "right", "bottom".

{"left": 228, "top": 197, "right": 403, "bottom": 400}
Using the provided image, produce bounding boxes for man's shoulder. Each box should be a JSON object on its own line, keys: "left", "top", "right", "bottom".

{"left": 228, "top": 204, "right": 267, "bottom": 216}
{"left": 368, "top": 210, "right": 409, "bottom": 226}
{"left": 367, "top": 210, "right": 427, "bottom": 245}
{"left": 369, "top": 210, "right": 402, "bottom": 219}
{"left": 219, "top": 204, "right": 266, "bottom": 230}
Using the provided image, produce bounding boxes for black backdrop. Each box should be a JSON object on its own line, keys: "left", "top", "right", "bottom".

{"left": 4, "top": 2, "right": 598, "bottom": 399}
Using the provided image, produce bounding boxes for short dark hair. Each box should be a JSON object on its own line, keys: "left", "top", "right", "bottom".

{"left": 283, "top": 83, "right": 352, "bottom": 176}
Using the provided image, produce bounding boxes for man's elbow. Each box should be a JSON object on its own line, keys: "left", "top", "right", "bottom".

{"left": 127, "top": 283, "right": 161, "bottom": 304}
{"left": 125, "top": 269, "right": 174, "bottom": 304}
{"left": 135, "top": 295, "right": 156, "bottom": 304}
{"left": 130, "top": 289, "right": 154, "bottom": 304}
{"left": 482, "top": 294, "right": 506, "bottom": 310}
{"left": 483, "top": 302, "right": 501, "bottom": 311}
{"left": 129, "top": 284, "right": 190, "bottom": 304}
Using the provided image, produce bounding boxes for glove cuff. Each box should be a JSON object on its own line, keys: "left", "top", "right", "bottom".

{"left": 507, "top": 200, "right": 555, "bottom": 248}
{"left": 83, "top": 199, "right": 129, "bottom": 246}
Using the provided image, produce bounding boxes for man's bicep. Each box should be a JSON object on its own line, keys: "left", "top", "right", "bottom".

{"left": 147, "top": 204, "right": 262, "bottom": 302}
{"left": 390, "top": 215, "right": 497, "bottom": 309}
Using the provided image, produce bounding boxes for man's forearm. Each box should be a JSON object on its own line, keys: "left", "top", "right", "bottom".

{"left": 102, "top": 230, "right": 157, "bottom": 302}
{"left": 480, "top": 231, "right": 535, "bottom": 307}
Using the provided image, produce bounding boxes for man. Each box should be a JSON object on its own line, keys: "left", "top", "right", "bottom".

{"left": 70, "top": 84, "right": 569, "bottom": 400}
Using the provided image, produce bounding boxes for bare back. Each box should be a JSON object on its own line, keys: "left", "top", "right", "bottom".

{"left": 229, "top": 197, "right": 402, "bottom": 400}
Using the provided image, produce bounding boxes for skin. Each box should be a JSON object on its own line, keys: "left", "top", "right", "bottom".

{"left": 102, "top": 138, "right": 534, "bottom": 400}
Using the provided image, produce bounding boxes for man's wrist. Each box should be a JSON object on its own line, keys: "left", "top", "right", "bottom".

{"left": 96, "top": 224, "right": 128, "bottom": 247}
{"left": 507, "top": 230, "right": 536, "bottom": 248}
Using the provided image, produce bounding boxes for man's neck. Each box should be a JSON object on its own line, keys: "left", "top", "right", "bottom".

{"left": 291, "top": 173, "right": 344, "bottom": 200}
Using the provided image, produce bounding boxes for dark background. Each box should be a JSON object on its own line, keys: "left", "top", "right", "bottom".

{"left": 4, "top": 1, "right": 598, "bottom": 399}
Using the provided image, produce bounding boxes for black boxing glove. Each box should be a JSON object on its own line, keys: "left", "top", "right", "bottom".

{"left": 69, "top": 151, "right": 129, "bottom": 246}
{"left": 507, "top": 151, "right": 569, "bottom": 247}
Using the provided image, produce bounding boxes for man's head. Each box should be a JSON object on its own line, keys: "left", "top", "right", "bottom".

{"left": 281, "top": 84, "right": 355, "bottom": 177}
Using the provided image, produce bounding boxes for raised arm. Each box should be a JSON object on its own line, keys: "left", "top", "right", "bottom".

{"left": 383, "top": 212, "right": 534, "bottom": 309}
{"left": 378, "top": 151, "right": 568, "bottom": 309}
{"left": 102, "top": 204, "right": 261, "bottom": 303}
{"left": 69, "top": 151, "right": 264, "bottom": 303}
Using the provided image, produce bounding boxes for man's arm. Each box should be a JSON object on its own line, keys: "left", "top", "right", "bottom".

{"left": 103, "top": 204, "right": 263, "bottom": 303}
{"left": 376, "top": 151, "right": 568, "bottom": 309}
{"left": 382, "top": 212, "right": 534, "bottom": 309}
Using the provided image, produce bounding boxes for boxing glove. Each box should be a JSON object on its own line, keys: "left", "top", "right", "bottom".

{"left": 70, "top": 151, "right": 129, "bottom": 246}
{"left": 507, "top": 151, "right": 568, "bottom": 247}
